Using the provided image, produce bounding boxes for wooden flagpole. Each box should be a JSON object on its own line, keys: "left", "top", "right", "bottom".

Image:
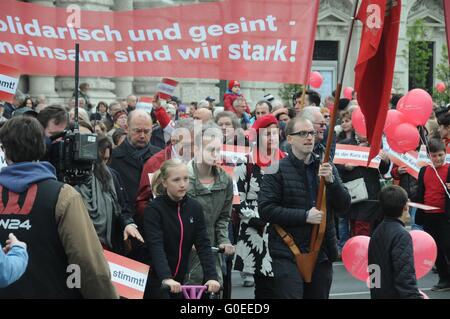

{"left": 298, "top": 0, "right": 361, "bottom": 283}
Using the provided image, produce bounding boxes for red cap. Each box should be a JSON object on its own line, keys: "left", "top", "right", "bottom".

{"left": 228, "top": 80, "right": 240, "bottom": 90}
{"left": 113, "top": 110, "right": 128, "bottom": 123}
{"left": 251, "top": 114, "right": 278, "bottom": 135}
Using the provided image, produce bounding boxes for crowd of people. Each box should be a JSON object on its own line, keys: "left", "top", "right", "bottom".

{"left": 0, "top": 79, "right": 449, "bottom": 299}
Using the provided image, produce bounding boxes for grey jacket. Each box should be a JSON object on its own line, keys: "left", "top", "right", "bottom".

{"left": 184, "top": 161, "right": 234, "bottom": 284}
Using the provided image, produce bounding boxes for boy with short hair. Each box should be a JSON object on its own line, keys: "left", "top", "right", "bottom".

{"left": 368, "top": 185, "right": 422, "bottom": 299}
{"left": 416, "top": 138, "right": 450, "bottom": 291}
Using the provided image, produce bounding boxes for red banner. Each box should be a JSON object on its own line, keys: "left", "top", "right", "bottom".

{"left": 354, "top": 0, "right": 401, "bottom": 164}
{"left": 0, "top": 0, "right": 319, "bottom": 83}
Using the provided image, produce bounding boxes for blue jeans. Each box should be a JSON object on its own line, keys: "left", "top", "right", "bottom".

{"left": 338, "top": 217, "right": 350, "bottom": 252}
{"left": 410, "top": 207, "right": 423, "bottom": 231}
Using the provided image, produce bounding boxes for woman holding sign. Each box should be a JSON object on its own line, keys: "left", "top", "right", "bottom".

{"left": 143, "top": 159, "right": 220, "bottom": 298}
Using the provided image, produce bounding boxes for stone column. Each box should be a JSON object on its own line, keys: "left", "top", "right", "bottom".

{"left": 113, "top": 0, "right": 134, "bottom": 99}
{"left": 133, "top": 0, "right": 167, "bottom": 10}
{"left": 28, "top": 0, "right": 59, "bottom": 104}
{"left": 133, "top": 0, "right": 173, "bottom": 99}
{"left": 56, "top": 0, "right": 117, "bottom": 107}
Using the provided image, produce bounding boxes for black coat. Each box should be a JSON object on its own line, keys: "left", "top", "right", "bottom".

{"left": 109, "top": 141, "right": 161, "bottom": 217}
{"left": 336, "top": 134, "right": 390, "bottom": 222}
{"left": 414, "top": 165, "right": 450, "bottom": 225}
{"left": 144, "top": 195, "right": 218, "bottom": 284}
{"left": 258, "top": 151, "right": 351, "bottom": 262}
{"left": 368, "top": 218, "right": 422, "bottom": 299}
{"left": 109, "top": 168, "right": 135, "bottom": 254}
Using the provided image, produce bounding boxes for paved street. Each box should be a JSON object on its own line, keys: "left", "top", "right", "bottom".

{"left": 231, "top": 264, "right": 450, "bottom": 299}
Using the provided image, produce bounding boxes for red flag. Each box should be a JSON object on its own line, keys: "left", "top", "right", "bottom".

{"left": 354, "top": 0, "right": 402, "bottom": 163}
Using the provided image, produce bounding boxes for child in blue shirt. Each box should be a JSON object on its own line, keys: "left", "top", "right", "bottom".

{"left": 0, "top": 233, "right": 28, "bottom": 288}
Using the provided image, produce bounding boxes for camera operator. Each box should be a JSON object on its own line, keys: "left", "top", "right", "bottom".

{"left": 0, "top": 116, "right": 117, "bottom": 298}
{"left": 38, "top": 105, "right": 68, "bottom": 142}
{"left": 37, "top": 105, "right": 69, "bottom": 167}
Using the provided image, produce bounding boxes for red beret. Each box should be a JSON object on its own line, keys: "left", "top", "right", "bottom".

{"left": 113, "top": 110, "right": 128, "bottom": 123}
{"left": 252, "top": 114, "right": 278, "bottom": 135}
{"left": 228, "top": 80, "right": 240, "bottom": 90}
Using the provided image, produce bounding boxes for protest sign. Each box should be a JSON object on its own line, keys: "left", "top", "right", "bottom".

{"left": 157, "top": 78, "right": 178, "bottom": 100}
{"left": 417, "top": 145, "right": 450, "bottom": 166}
{"left": 0, "top": 64, "right": 19, "bottom": 103}
{"left": 408, "top": 202, "right": 440, "bottom": 211}
{"left": 136, "top": 96, "right": 153, "bottom": 113}
{"left": 103, "top": 250, "right": 149, "bottom": 299}
{"left": 333, "top": 144, "right": 381, "bottom": 169}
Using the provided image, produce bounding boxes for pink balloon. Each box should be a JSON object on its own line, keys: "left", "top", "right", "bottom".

{"left": 398, "top": 89, "right": 433, "bottom": 126}
{"left": 410, "top": 230, "right": 437, "bottom": 280}
{"left": 386, "top": 123, "right": 420, "bottom": 153}
{"left": 342, "top": 236, "right": 370, "bottom": 281}
{"left": 351, "top": 107, "right": 367, "bottom": 137}
{"left": 384, "top": 110, "right": 407, "bottom": 136}
{"left": 309, "top": 71, "right": 323, "bottom": 89}
{"left": 436, "top": 82, "right": 446, "bottom": 93}
{"left": 344, "top": 87, "right": 354, "bottom": 100}
{"left": 396, "top": 95, "right": 406, "bottom": 109}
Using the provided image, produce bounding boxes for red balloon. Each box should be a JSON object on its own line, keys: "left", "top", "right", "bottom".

{"left": 384, "top": 110, "right": 407, "bottom": 136}
{"left": 344, "top": 87, "right": 354, "bottom": 100}
{"left": 351, "top": 107, "right": 367, "bottom": 137}
{"left": 410, "top": 230, "right": 437, "bottom": 280}
{"left": 396, "top": 95, "right": 406, "bottom": 109}
{"left": 398, "top": 89, "right": 433, "bottom": 126}
{"left": 436, "top": 82, "right": 446, "bottom": 93}
{"left": 342, "top": 236, "right": 370, "bottom": 281}
{"left": 386, "top": 123, "right": 420, "bottom": 153}
{"left": 309, "top": 71, "right": 323, "bottom": 88}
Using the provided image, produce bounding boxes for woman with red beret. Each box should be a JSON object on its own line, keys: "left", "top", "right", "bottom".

{"left": 233, "top": 114, "right": 286, "bottom": 298}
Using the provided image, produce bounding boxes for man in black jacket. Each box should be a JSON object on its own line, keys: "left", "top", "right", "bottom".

{"left": 258, "top": 117, "right": 350, "bottom": 299}
{"left": 368, "top": 186, "right": 422, "bottom": 299}
{"left": 110, "top": 110, "right": 161, "bottom": 219}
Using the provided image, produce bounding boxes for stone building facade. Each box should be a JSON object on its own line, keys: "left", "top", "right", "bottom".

{"left": 16, "top": 0, "right": 448, "bottom": 108}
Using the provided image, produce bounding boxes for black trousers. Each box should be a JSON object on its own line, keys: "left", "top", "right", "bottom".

{"left": 272, "top": 257, "right": 333, "bottom": 299}
{"left": 254, "top": 275, "right": 275, "bottom": 299}
{"left": 423, "top": 213, "right": 450, "bottom": 281}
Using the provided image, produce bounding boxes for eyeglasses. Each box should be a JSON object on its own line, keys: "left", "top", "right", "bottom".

{"left": 314, "top": 122, "right": 327, "bottom": 128}
{"left": 289, "top": 130, "right": 317, "bottom": 138}
{"left": 131, "top": 128, "right": 151, "bottom": 135}
{"left": 324, "top": 115, "right": 330, "bottom": 119}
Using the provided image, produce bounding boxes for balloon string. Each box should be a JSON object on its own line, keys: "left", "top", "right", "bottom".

{"left": 418, "top": 130, "right": 450, "bottom": 200}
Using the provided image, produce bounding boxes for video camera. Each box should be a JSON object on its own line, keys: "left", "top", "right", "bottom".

{"left": 50, "top": 43, "right": 98, "bottom": 185}
{"left": 50, "top": 130, "right": 98, "bottom": 185}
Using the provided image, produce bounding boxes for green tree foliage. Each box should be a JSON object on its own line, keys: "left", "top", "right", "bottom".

{"left": 279, "top": 84, "right": 303, "bottom": 107}
{"left": 407, "top": 19, "right": 433, "bottom": 91}
{"left": 434, "top": 44, "right": 450, "bottom": 105}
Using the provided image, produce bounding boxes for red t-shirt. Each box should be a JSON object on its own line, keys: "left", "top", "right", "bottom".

{"left": 423, "top": 163, "right": 449, "bottom": 214}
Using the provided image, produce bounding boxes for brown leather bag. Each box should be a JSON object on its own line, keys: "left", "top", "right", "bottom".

{"left": 274, "top": 189, "right": 327, "bottom": 283}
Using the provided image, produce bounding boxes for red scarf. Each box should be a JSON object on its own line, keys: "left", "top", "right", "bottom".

{"left": 253, "top": 148, "right": 286, "bottom": 168}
